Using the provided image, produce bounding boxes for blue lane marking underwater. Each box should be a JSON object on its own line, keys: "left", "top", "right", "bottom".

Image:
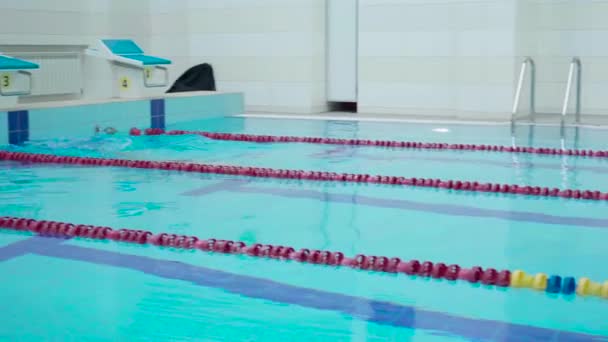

{"left": 309, "top": 147, "right": 608, "bottom": 175}
{"left": 0, "top": 238, "right": 41, "bottom": 261}
{"left": 234, "top": 186, "right": 608, "bottom": 229}
{"left": 181, "top": 180, "right": 249, "bottom": 196}
{"left": 0, "top": 235, "right": 603, "bottom": 341}
{"left": 182, "top": 180, "right": 608, "bottom": 229}
{"left": 0, "top": 236, "right": 69, "bottom": 261}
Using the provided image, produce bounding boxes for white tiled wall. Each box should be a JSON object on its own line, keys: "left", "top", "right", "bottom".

{"left": 359, "top": 0, "right": 608, "bottom": 119}
{"left": 358, "top": 0, "right": 519, "bottom": 119}
{"left": 516, "top": 0, "right": 608, "bottom": 116}
{"left": 3, "top": 0, "right": 608, "bottom": 118}
{"left": 0, "top": 0, "right": 325, "bottom": 114}
{"left": 0, "top": 0, "right": 150, "bottom": 47}
{"left": 149, "top": 0, "right": 327, "bottom": 114}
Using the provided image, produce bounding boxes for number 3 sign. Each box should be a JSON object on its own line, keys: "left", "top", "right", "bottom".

{"left": 0, "top": 73, "right": 11, "bottom": 89}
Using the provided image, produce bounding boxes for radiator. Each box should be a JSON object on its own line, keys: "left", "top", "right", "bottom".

{"left": 13, "top": 52, "right": 83, "bottom": 96}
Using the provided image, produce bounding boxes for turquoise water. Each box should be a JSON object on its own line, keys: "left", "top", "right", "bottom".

{"left": 1, "top": 116, "right": 607, "bottom": 341}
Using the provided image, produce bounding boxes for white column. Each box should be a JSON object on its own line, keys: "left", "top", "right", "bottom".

{"left": 326, "top": 0, "right": 358, "bottom": 103}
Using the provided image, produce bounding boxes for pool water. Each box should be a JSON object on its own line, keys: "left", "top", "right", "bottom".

{"left": 1, "top": 116, "right": 607, "bottom": 341}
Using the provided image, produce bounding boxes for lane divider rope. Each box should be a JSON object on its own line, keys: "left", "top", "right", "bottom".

{"left": 131, "top": 127, "right": 608, "bottom": 159}
{"left": 2, "top": 217, "right": 607, "bottom": 299}
{"left": 1, "top": 150, "right": 607, "bottom": 202}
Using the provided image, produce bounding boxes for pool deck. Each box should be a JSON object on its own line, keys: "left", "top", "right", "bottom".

{"left": 239, "top": 112, "right": 608, "bottom": 129}
{"left": 0, "top": 90, "right": 241, "bottom": 112}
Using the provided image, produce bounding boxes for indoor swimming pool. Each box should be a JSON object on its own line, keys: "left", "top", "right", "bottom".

{"left": 0, "top": 116, "right": 607, "bottom": 341}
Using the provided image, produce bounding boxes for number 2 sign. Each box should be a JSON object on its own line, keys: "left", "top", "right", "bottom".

{"left": 119, "top": 76, "right": 130, "bottom": 90}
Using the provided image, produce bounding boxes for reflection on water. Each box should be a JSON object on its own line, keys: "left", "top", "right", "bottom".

{"left": 113, "top": 201, "right": 176, "bottom": 218}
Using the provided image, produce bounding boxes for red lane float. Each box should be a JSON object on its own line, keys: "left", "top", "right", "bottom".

{"left": 1, "top": 150, "right": 607, "bottom": 202}
{"left": 0, "top": 216, "right": 513, "bottom": 291}
{"left": 4, "top": 216, "right": 605, "bottom": 299}
{"left": 136, "top": 128, "right": 608, "bottom": 160}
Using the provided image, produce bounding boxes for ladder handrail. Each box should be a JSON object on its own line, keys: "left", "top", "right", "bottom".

{"left": 560, "top": 57, "right": 582, "bottom": 141}
{"left": 511, "top": 57, "right": 536, "bottom": 128}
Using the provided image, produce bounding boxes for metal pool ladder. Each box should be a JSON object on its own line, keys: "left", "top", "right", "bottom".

{"left": 510, "top": 57, "right": 536, "bottom": 135}
{"left": 560, "top": 57, "right": 582, "bottom": 145}
{"left": 511, "top": 57, "right": 583, "bottom": 149}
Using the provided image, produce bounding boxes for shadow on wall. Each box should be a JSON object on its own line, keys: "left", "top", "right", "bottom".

{"left": 166, "top": 63, "right": 216, "bottom": 93}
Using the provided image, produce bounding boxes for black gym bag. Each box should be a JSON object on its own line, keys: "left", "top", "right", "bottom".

{"left": 166, "top": 63, "right": 216, "bottom": 93}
